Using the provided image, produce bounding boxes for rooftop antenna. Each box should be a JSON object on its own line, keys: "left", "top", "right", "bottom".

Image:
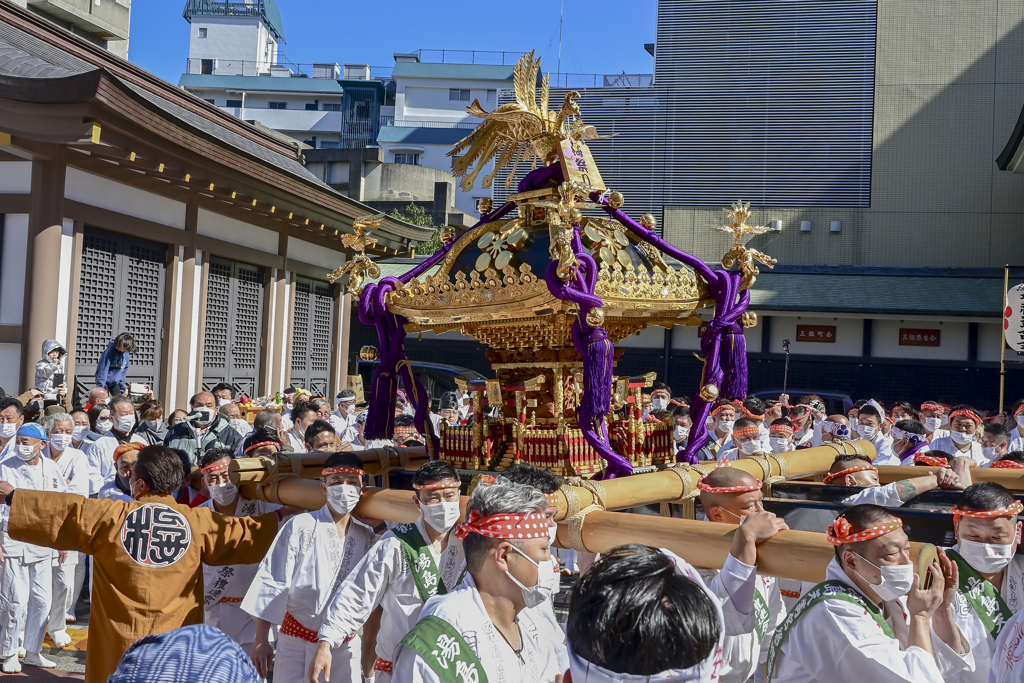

{"left": 557, "top": 0, "right": 563, "bottom": 85}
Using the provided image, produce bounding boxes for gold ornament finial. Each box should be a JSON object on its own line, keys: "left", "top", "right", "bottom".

{"left": 714, "top": 201, "right": 776, "bottom": 291}
{"left": 700, "top": 384, "right": 720, "bottom": 402}
{"left": 440, "top": 227, "right": 456, "bottom": 244}
{"left": 639, "top": 213, "right": 657, "bottom": 230}
{"left": 740, "top": 311, "right": 758, "bottom": 328}
{"left": 327, "top": 213, "right": 384, "bottom": 296}
{"left": 359, "top": 345, "right": 379, "bottom": 361}
{"left": 585, "top": 307, "right": 605, "bottom": 327}
{"left": 478, "top": 197, "right": 493, "bottom": 215}
{"left": 608, "top": 191, "right": 624, "bottom": 209}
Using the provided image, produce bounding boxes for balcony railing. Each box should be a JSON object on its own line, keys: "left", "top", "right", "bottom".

{"left": 412, "top": 49, "right": 527, "bottom": 65}
{"left": 185, "top": 57, "right": 392, "bottom": 81}
{"left": 378, "top": 117, "right": 478, "bottom": 129}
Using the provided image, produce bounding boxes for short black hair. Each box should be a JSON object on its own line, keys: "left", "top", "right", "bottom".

{"left": 113, "top": 332, "right": 137, "bottom": 354}
{"left": 892, "top": 401, "right": 914, "bottom": 415}
{"left": 499, "top": 463, "right": 562, "bottom": 494}
{"left": 412, "top": 460, "right": 459, "bottom": 488}
{"left": 858, "top": 404, "right": 882, "bottom": 422}
{"left": 252, "top": 408, "right": 281, "bottom": 431}
{"left": 949, "top": 404, "right": 977, "bottom": 418}
{"left": 243, "top": 427, "right": 281, "bottom": 453}
{"left": 894, "top": 419, "right": 925, "bottom": 435}
{"left": 985, "top": 423, "right": 1012, "bottom": 443}
{"left": 322, "top": 451, "right": 365, "bottom": 473}
{"left": 211, "top": 383, "right": 235, "bottom": 399}
{"left": 771, "top": 417, "right": 793, "bottom": 429}
{"left": 0, "top": 398, "right": 23, "bottom": 417}
{"left": 303, "top": 419, "right": 336, "bottom": 448}
{"left": 290, "top": 400, "right": 317, "bottom": 423}
{"left": 199, "top": 448, "right": 234, "bottom": 470}
{"left": 956, "top": 482, "right": 1015, "bottom": 513}
{"left": 733, "top": 416, "right": 757, "bottom": 432}
{"left": 673, "top": 405, "right": 690, "bottom": 419}
{"left": 742, "top": 397, "right": 764, "bottom": 416}
{"left": 87, "top": 403, "right": 108, "bottom": 430}
{"left": 834, "top": 504, "right": 897, "bottom": 561}
{"left": 651, "top": 381, "right": 672, "bottom": 395}
{"left": 567, "top": 544, "right": 721, "bottom": 675}
{"left": 830, "top": 454, "right": 873, "bottom": 473}
{"left": 134, "top": 446, "right": 185, "bottom": 494}
{"left": 1000, "top": 451, "right": 1024, "bottom": 464}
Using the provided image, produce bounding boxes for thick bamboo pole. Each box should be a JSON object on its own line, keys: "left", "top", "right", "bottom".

{"left": 555, "top": 510, "right": 936, "bottom": 583}
{"left": 231, "top": 446, "right": 428, "bottom": 483}
{"left": 876, "top": 465, "right": 1024, "bottom": 490}
{"left": 553, "top": 441, "right": 876, "bottom": 521}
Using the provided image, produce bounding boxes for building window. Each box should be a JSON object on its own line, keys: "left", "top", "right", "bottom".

{"left": 449, "top": 89, "right": 470, "bottom": 102}
{"left": 486, "top": 89, "right": 496, "bottom": 103}
{"left": 305, "top": 101, "right": 319, "bottom": 111}
{"left": 268, "top": 101, "right": 287, "bottom": 110}
{"left": 226, "top": 99, "right": 242, "bottom": 108}
{"left": 322, "top": 103, "right": 341, "bottom": 111}
{"left": 198, "top": 27, "right": 207, "bottom": 38}
{"left": 204, "top": 99, "right": 216, "bottom": 104}
{"left": 200, "top": 59, "right": 213, "bottom": 74}
{"left": 394, "top": 153, "right": 420, "bottom": 165}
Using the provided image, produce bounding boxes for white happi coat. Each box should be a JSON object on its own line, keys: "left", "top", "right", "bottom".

{"left": 392, "top": 573, "right": 566, "bottom": 683}
{"left": 285, "top": 427, "right": 307, "bottom": 454}
{"left": 698, "top": 553, "right": 786, "bottom": 683}
{"left": 841, "top": 483, "right": 907, "bottom": 507}
{"left": 991, "top": 607, "right": 1024, "bottom": 682}
{"left": 199, "top": 494, "right": 282, "bottom": 645}
{"left": 43, "top": 444, "right": 91, "bottom": 569}
{"left": 868, "top": 432, "right": 899, "bottom": 466}
{"left": 96, "top": 478, "right": 132, "bottom": 502}
{"left": 83, "top": 432, "right": 121, "bottom": 494}
{"left": 242, "top": 505, "right": 375, "bottom": 632}
{"left": 329, "top": 411, "right": 361, "bottom": 446}
{"left": 770, "top": 558, "right": 973, "bottom": 683}
{"left": 946, "top": 547, "right": 1024, "bottom": 683}
{"left": 319, "top": 518, "right": 465, "bottom": 664}
{"left": 930, "top": 437, "right": 987, "bottom": 466}
{"left": 0, "top": 455, "right": 67, "bottom": 562}
{"left": 1009, "top": 425, "right": 1024, "bottom": 453}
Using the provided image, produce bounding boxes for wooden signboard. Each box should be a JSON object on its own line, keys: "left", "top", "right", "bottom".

{"left": 899, "top": 329, "right": 940, "bottom": 347}
{"left": 558, "top": 139, "right": 606, "bottom": 192}
{"left": 796, "top": 325, "right": 836, "bottom": 343}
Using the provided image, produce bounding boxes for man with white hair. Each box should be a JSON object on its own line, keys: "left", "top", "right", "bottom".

{"left": 329, "top": 389, "right": 361, "bottom": 447}
{"left": 42, "top": 412, "right": 91, "bottom": 648}
{"left": 392, "top": 478, "right": 566, "bottom": 682}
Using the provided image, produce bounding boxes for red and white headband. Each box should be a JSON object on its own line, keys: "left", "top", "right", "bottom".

{"left": 711, "top": 404, "right": 733, "bottom": 417}
{"left": 740, "top": 405, "right": 764, "bottom": 421}
{"left": 770, "top": 423, "right": 794, "bottom": 437}
{"left": 991, "top": 459, "right": 1024, "bottom": 469}
{"left": 322, "top": 466, "right": 366, "bottom": 477}
{"left": 201, "top": 460, "right": 230, "bottom": 475}
{"left": 951, "top": 500, "right": 1023, "bottom": 522}
{"left": 949, "top": 409, "right": 982, "bottom": 425}
{"left": 454, "top": 509, "right": 549, "bottom": 540}
{"left": 828, "top": 515, "right": 903, "bottom": 545}
{"left": 913, "top": 453, "right": 949, "bottom": 467}
{"left": 921, "top": 403, "right": 945, "bottom": 413}
{"left": 823, "top": 464, "right": 876, "bottom": 485}
{"left": 732, "top": 425, "right": 759, "bottom": 438}
{"left": 243, "top": 440, "right": 279, "bottom": 454}
{"left": 412, "top": 480, "right": 461, "bottom": 491}
{"left": 696, "top": 475, "right": 762, "bottom": 494}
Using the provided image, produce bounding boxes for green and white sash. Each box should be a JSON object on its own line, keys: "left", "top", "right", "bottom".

{"left": 752, "top": 579, "right": 771, "bottom": 641}
{"left": 394, "top": 524, "right": 451, "bottom": 602}
{"left": 948, "top": 549, "right": 1013, "bottom": 640}
{"left": 399, "top": 614, "right": 489, "bottom": 683}
{"left": 766, "top": 580, "right": 894, "bottom": 683}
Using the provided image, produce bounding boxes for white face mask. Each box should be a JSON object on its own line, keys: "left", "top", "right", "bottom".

{"left": 216, "top": 398, "right": 230, "bottom": 408}
{"left": 717, "top": 420, "right": 734, "bottom": 433}
{"left": 673, "top": 426, "right": 689, "bottom": 444}
{"left": 194, "top": 408, "right": 215, "bottom": 426}
{"left": 96, "top": 419, "right": 114, "bottom": 434}
{"left": 957, "top": 538, "right": 1015, "bottom": 574}
{"left": 770, "top": 437, "right": 790, "bottom": 454}
{"left": 284, "top": 402, "right": 294, "bottom": 412}
{"left": 1016, "top": 415, "right": 1024, "bottom": 430}
{"left": 208, "top": 482, "right": 239, "bottom": 506}
{"left": 858, "top": 424, "right": 877, "bottom": 439}
{"left": 982, "top": 446, "right": 1001, "bottom": 462}
{"left": 853, "top": 553, "right": 915, "bottom": 601}
{"left": 326, "top": 483, "right": 362, "bottom": 515}
{"left": 15, "top": 444, "right": 37, "bottom": 460}
{"left": 229, "top": 419, "right": 251, "bottom": 437}
{"left": 506, "top": 545, "right": 557, "bottom": 609}
{"left": 794, "top": 426, "right": 807, "bottom": 439}
{"left": 923, "top": 417, "right": 943, "bottom": 432}
{"left": 72, "top": 425, "right": 88, "bottom": 441}
{"left": 950, "top": 430, "right": 973, "bottom": 445}
{"left": 547, "top": 522, "right": 558, "bottom": 546}
{"left": 50, "top": 433, "right": 73, "bottom": 451}
{"left": 0, "top": 423, "right": 18, "bottom": 439}
{"left": 651, "top": 398, "right": 668, "bottom": 411}
{"left": 420, "top": 500, "right": 461, "bottom": 533}
{"left": 738, "top": 440, "right": 759, "bottom": 455}
{"left": 117, "top": 414, "right": 136, "bottom": 433}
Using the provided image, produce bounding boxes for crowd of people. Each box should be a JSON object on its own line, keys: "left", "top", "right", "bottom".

{"left": 3, "top": 336, "right": 1024, "bottom": 681}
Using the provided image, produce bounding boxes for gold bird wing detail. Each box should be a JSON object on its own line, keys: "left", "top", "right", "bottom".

{"left": 351, "top": 212, "right": 385, "bottom": 232}
{"left": 341, "top": 232, "right": 378, "bottom": 251}
{"left": 449, "top": 109, "right": 546, "bottom": 190}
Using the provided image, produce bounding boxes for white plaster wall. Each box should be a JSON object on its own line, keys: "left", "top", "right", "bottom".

{"left": 54, "top": 219, "right": 73, "bottom": 346}
{"left": 197, "top": 208, "right": 278, "bottom": 252}
{"left": 668, "top": 320, "right": 762, "bottom": 352}
{"left": 65, "top": 168, "right": 186, "bottom": 229}
{"left": 0, "top": 344, "right": 21, "bottom": 394}
{"left": 0, "top": 214, "right": 27, "bottom": 325}
{"left": 769, "top": 315, "right": 863, "bottom": 356}
{"left": 189, "top": 16, "right": 268, "bottom": 65}
{"left": 380, "top": 142, "right": 493, "bottom": 216}
{"left": 979, "top": 322, "right": 1006, "bottom": 363}
{"left": 397, "top": 80, "right": 509, "bottom": 122}
{"left": 871, "top": 319, "right": 968, "bottom": 361}
{"left": 0, "top": 162, "right": 31, "bottom": 193}
{"left": 287, "top": 236, "right": 345, "bottom": 270}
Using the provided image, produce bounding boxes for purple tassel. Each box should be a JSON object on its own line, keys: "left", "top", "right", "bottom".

{"left": 585, "top": 329, "right": 614, "bottom": 417}
{"left": 720, "top": 325, "right": 749, "bottom": 400}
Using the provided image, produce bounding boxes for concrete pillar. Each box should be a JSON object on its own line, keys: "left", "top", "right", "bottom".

{"left": 264, "top": 260, "right": 291, "bottom": 396}
{"left": 334, "top": 292, "right": 353, "bottom": 394}
{"left": 20, "top": 149, "right": 66, "bottom": 390}
{"left": 173, "top": 197, "right": 202, "bottom": 409}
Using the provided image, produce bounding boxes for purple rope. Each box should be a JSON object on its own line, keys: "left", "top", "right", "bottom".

{"left": 589, "top": 192, "right": 751, "bottom": 465}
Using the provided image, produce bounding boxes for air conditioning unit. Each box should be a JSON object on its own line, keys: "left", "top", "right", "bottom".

{"left": 313, "top": 62, "right": 341, "bottom": 79}
{"left": 270, "top": 65, "right": 293, "bottom": 78}
{"left": 343, "top": 64, "right": 371, "bottom": 81}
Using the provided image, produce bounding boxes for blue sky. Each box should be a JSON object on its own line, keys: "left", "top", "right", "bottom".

{"left": 128, "top": 0, "right": 658, "bottom": 84}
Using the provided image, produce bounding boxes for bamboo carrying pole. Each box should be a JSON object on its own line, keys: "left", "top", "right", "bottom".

{"left": 876, "top": 465, "right": 1024, "bottom": 490}
{"left": 552, "top": 440, "right": 878, "bottom": 521}
{"left": 231, "top": 445, "right": 428, "bottom": 484}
